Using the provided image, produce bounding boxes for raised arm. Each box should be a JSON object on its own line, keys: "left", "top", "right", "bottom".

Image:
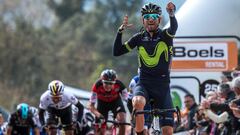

{"left": 113, "top": 15, "right": 134, "bottom": 56}
{"left": 166, "top": 2, "right": 178, "bottom": 37}
{"left": 113, "top": 32, "right": 129, "bottom": 56}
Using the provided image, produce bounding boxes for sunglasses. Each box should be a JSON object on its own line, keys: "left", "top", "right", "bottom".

{"left": 143, "top": 14, "right": 160, "bottom": 20}
{"left": 102, "top": 80, "right": 115, "bottom": 85}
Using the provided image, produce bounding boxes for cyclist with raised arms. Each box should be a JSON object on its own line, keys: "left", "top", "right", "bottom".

{"left": 88, "top": 69, "right": 128, "bottom": 135}
{"left": 7, "top": 103, "right": 40, "bottom": 135}
{"left": 113, "top": 2, "right": 178, "bottom": 135}
{"left": 39, "top": 80, "right": 84, "bottom": 135}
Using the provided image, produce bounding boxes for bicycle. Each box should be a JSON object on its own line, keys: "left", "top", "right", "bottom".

{"left": 105, "top": 119, "right": 132, "bottom": 135}
{"left": 93, "top": 115, "right": 131, "bottom": 135}
{"left": 131, "top": 102, "right": 181, "bottom": 135}
{"left": 42, "top": 116, "right": 76, "bottom": 135}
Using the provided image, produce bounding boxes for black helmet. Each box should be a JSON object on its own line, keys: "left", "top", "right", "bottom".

{"left": 100, "top": 69, "right": 117, "bottom": 83}
{"left": 141, "top": 3, "right": 162, "bottom": 16}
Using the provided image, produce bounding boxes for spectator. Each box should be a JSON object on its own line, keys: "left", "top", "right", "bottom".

{"left": 229, "top": 76, "right": 240, "bottom": 119}
{"left": 194, "top": 105, "right": 211, "bottom": 135}
{"left": 184, "top": 94, "right": 198, "bottom": 131}
{"left": 202, "top": 82, "right": 240, "bottom": 135}
{"left": 231, "top": 65, "right": 240, "bottom": 79}
{"left": 7, "top": 103, "right": 40, "bottom": 135}
{"left": 217, "top": 83, "right": 235, "bottom": 103}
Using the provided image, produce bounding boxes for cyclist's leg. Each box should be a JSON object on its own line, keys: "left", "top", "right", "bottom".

{"left": 46, "top": 108, "right": 59, "bottom": 135}
{"left": 113, "top": 97, "right": 127, "bottom": 135}
{"left": 151, "top": 83, "right": 174, "bottom": 135}
{"left": 132, "top": 83, "right": 148, "bottom": 134}
{"left": 59, "top": 105, "right": 74, "bottom": 135}
{"left": 96, "top": 100, "right": 110, "bottom": 135}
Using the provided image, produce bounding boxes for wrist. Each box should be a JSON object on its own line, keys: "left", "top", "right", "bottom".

{"left": 118, "top": 24, "right": 124, "bottom": 33}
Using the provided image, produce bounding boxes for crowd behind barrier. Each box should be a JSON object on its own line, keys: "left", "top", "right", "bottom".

{"left": 173, "top": 66, "right": 240, "bottom": 135}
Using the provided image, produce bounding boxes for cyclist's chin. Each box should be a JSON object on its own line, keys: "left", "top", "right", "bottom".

{"left": 146, "top": 25, "right": 158, "bottom": 32}
{"left": 53, "top": 100, "right": 60, "bottom": 104}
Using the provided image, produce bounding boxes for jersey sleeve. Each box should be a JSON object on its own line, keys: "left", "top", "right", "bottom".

{"left": 116, "top": 80, "right": 126, "bottom": 92}
{"left": 39, "top": 93, "right": 48, "bottom": 110}
{"left": 67, "top": 92, "right": 79, "bottom": 105}
{"left": 165, "top": 16, "right": 178, "bottom": 38}
{"left": 113, "top": 32, "right": 139, "bottom": 56}
{"left": 91, "top": 83, "right": 98, "bottom": 93}
{"left": 90, "top": 82, "right": 98, "bottom": 103}
{"left": 7, "top": 114, "right": 15, "bottom": 127}
{"left": 124, "top": 33, "right": 140, "bottom": 51}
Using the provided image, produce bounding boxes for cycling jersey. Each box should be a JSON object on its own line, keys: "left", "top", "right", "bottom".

{"left": 8, "top": 112, "right": 37, "bottom": 135}
{"left": 90, "top": 79, "right": 127, "bottom": 103}
{"left": 39, "top": 90, "right": 78, "bottom": 110}
{"left": 113, "top": 17, "right": 178, "bottom": 83}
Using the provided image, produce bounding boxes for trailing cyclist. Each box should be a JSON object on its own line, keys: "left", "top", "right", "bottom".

{"left": 7, "top": 103, "right": 40, "bottom": 135}
{"left": 88, "top": 69, "right": 128, "bottom": 135}
{"left": 38, "top": 80, "right": 84, "bottom": 135}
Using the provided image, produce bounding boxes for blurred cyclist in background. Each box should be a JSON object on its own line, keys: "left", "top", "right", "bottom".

{"left": 39, "top": 80, "right": 84, "bottom": 135}
{"left": 0, "top": 112, "right": 7, "bottom": 135}
{"left": 113, "top": 2, "right": 178, "bottom": 135}
{"left": 88, "top": 69, "right": 128, "bottom": 135}
{"left": 7, "top": 103, "right": 40, "bottom": 135}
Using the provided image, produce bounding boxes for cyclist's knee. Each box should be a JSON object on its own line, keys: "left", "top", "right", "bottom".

{"left": 161, "top": 126, "right": 173, "bottom": 135}
{"left": 132, "top": 96, "right": 146, "bottom": 109}
{"left": 116, "top": 112, "right": 126, "bottom": 122}
{"left": 48, "top": 128, "right": 57, "bottom": 135}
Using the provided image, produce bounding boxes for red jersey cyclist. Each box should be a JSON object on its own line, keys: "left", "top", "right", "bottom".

{"left": 88, "top": 69, "right": 128, "bottom": 135}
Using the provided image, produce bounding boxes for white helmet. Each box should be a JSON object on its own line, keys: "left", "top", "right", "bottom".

{"left": 48, "top": 80, "right": 64, "bottom": 96}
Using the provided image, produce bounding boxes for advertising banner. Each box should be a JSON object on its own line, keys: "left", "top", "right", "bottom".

{"left": 171, "top": 41, "right": 238, "bottom": 71}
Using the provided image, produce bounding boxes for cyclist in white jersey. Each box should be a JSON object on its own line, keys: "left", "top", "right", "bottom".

{"left": 39, "top": 80, "right": 84, "bottom": 135}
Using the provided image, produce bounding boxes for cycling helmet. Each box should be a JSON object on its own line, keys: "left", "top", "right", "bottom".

{"left": 100, "top": 69, "right": 117, "bottom": 83}
{"left": 48, "top": 80, "right": 64, "bottom": 96}
{"left": 17, "top": 103, "right": 29, "bottom": 119}
{"left": 141, "top": 3, "right": 162, "bottom": 15}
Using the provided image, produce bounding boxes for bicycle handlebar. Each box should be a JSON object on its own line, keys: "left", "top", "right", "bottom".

{"left": 134, "top": 106, "right": 181, "bottom": 124}
{"left": 106, "top": 120, "right": 131, "bottom": 126}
